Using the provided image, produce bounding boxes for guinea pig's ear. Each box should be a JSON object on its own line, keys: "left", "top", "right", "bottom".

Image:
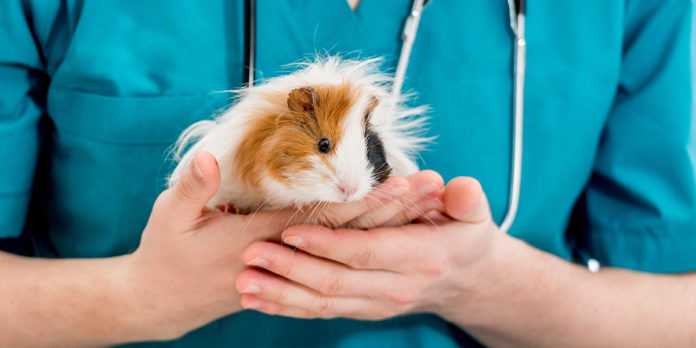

{"left": 364, "top": 96, "right": 380, "bottom": 123}
{"left": 287, "top": 87, "right": 321, "bottom": 113}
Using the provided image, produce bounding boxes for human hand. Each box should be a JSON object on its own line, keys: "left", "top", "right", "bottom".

{"left": 235, "top": 177, "right": 504, "bottom": 321}
{"left": 123, "top": 152, "right": 304, "bottom": 340}
{"left": 122, "top": 153, "right": 444, "bottom": 340}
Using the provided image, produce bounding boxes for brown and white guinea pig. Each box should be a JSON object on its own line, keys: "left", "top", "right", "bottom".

{"left": 168, "top": 57, "right": 429, "bottom": 212}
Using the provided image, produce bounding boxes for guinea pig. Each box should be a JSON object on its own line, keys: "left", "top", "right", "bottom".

{"left": 168, "top": 57, "right": 429, "bottom": 212}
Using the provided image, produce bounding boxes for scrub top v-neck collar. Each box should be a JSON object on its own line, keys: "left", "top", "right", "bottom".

{"left": 254, "top": 0, "right": 411, "bottom": 80}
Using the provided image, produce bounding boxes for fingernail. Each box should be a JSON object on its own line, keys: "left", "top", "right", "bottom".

{"left": 419, "top": 182, "right": 439, "bottom": 195}
{"left": 246, "top": 257, "right": 269, "bottom": 267}
{"left": 243, "top": 300, "right": 261, "bottom": 309}
{"left": 241, "top": 284, "right": 261, "bottom": 294}
{"left": 283, "top": 236, "right": 306, "bottom": 248}
{"left": 192, "top": 156, "right": 205, "bottom": 181}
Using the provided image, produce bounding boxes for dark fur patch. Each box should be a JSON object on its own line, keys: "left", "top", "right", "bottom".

{"left": 365, "top": 128, "right": 391, "bottom": 183}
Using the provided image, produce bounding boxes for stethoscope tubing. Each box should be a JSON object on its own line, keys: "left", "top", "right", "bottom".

{"left": 244, "top": 0, "right": 256, "bottom": 87}
{"left": 500, "top": 0, "right": 526, "bottom": 233}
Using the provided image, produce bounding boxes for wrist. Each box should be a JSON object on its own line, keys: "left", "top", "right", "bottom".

{"left": 115, "top": 251, "right": 189, "bottom": 342}
{"left": 443, "top": 228, "right": 584, "bottom": 331}
{"left": 91, "top": 254, "right": 168, "bottom": 344}
{"left": 434, "top": 225, "right": 557, "bottom": 326}
{"left": 423, "top": 222, "right": 509, "bottom": 322}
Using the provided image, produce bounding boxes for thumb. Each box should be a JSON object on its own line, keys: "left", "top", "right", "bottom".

{"left": 159, "top": 152, "right": 221, "bottom": 224}
{"left": 443, "top": 177, "right": 491, "bottom": 224}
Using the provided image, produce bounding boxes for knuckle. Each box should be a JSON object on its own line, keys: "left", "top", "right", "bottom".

{"left": 279, "top": 261, "right": 293, "bottom": 277}
{"left": 348, "top": 248, "right": 375, "bottom": 269}
{"left": 303, "top": 307, "right": 321, "bottom": 319}
{"left": 319, "top": 214, "right": 343, "bottom": 229}
{"left": 315, "top": 296, "right": 334, "bottom": 316}
{"left": 418, "top": 254, "right": 450, "bottom": 277}
{"left": 386, "top": 289, "right": 418, "bottom": 305}
{"left": 264, "top": 302, "right": 283, "bottom": 315}
{"left": 175, "top": 179, "right": 197, "bottom": 202}
{"left": 319, "top": 273, "right": 345, "bottom": 295}
{"left": 270, "top": 286, "right": 288, "bottom": 303}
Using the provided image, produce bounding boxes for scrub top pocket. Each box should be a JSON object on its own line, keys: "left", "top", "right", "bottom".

{"left": 33, "top": 88, "right": 231, "bottom": 258}
{"left": 47, "top": 87, "right": 230, "bottom": 145}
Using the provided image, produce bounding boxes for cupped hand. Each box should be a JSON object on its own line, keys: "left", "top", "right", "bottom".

{"left": 124, "top": 152, "right": 322, "bottom": 340}
{"left": 123, "top": 152, "right": 444, "bottom": 340}
{"left": 235, "top": 177, "right": 504, "bottom": 321}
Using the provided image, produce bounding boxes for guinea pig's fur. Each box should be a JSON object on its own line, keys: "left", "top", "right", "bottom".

{"left": 168, "top": 57, "right": 429, "bottom": 212}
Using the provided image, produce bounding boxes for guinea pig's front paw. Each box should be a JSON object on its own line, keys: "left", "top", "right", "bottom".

{"left": 215, "top": 203, "right": 240, "bottom": 214}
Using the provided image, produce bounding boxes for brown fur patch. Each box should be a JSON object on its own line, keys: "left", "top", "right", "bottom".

{"left": 235, "top": 83, "right": 356, "bottom": 190}
{"left": 288, "top": 87, "right": 321, "bottom": 113}
{"left": 365, "top": 96, "right": 380, "bottom": 123}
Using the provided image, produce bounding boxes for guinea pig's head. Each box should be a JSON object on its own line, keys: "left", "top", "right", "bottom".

{"left": 237, "top": 84, "right": 391, "bottom": 207}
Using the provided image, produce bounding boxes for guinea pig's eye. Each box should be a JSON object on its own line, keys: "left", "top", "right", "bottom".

{"left": 317, "top": 138, "right": 331, "bottom": 154}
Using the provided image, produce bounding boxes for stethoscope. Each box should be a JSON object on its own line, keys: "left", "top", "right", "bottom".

{"left": 242, "top": 0, "right": 526, "bottom": 234}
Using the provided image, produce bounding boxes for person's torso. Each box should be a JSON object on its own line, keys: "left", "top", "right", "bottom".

{"left": 24, "top": 1, "right": 623, "bottom": 346}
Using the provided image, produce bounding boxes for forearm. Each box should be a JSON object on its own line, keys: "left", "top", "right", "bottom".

{"left": 449, "top": 233, "right": 696, "bottom": 348}
{"left": 0, "top": 251, "right": 154, "bottom": 348}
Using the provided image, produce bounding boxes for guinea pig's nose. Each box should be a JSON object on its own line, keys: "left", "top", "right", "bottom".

{"left": 338, "top": 182, "right": 358, "bottom": 197}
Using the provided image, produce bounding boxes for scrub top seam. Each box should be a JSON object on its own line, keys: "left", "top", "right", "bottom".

{"left": 49, "top": 85, "right": 233, "bottom": 100}
{"left": 49, "top": 127, "right": 181, "bottom": 146}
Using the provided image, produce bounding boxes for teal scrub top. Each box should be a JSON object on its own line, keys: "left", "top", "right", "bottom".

{"left": 1, "top": 0, "right": 694, "bottom": 347}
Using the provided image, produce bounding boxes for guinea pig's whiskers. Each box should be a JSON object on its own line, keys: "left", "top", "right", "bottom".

{"left": 364, "top": 195, "right": 387, "bottom": 210}
{"left": 303, "top": 201, "right": 321, "bottom": 225}
{"left": 372, "top": 187, "right": 435, "bottom": 203}
{"left": 289, "top": 200, "right": 324, "bottom": 255}
{"left": 372, "top": 186, "right": 437, "bottom": 202}
{"left": 369, "top": 187, "right": 438, "bottom": 226}
{"left": 369, "top": 189, "right": 409, "bottom": 210}
{"left": 370, "top": 187, "right": 400, "bottom": 201}
{"left": 282, "top": 204, "right": 306, "bottom": 244}
{"left": 241, "top": 197, "right": 276, "bottom": 236}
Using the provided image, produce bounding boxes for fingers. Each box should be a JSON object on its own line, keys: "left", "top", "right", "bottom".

{"left": 309, "top": 176, "right": 411, "bottom": 228}
{"left": 377, "top": 171, "right": 445, "bottom": 227}
{"left": 241, "top": 242, "right": 395, "bottom": 297}
{"left": 241, "top": 171, "right": 444, "bottom": 239}
{"left": 240, "top": 293, "right": 325, "bottom": 319}
{"left": 237, "top": 270, "right": 385, "bottom": 320}
{"left": 238, "top": 208, "right": 314, "bottom": 242}
{"left": 155, "top": 152, "right": 221, "bottom": 225}
{"left": 443, "top": 177, "right": 491, "bottom": 224}
{"left": 344, "top": 170, "right": 444, "bottom": 229}
{"left": 380, "top": 192, "right": 444, "bottom": 227}
{"left": 279, "top": 224, "right": 426, "bottom": 272}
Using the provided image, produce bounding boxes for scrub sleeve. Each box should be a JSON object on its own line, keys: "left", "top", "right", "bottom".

{"left": 0, "top": 2, "right": 58, "bottom": 238}
{"left": 569, "top": 0, "right": 696, "bottom": 273}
